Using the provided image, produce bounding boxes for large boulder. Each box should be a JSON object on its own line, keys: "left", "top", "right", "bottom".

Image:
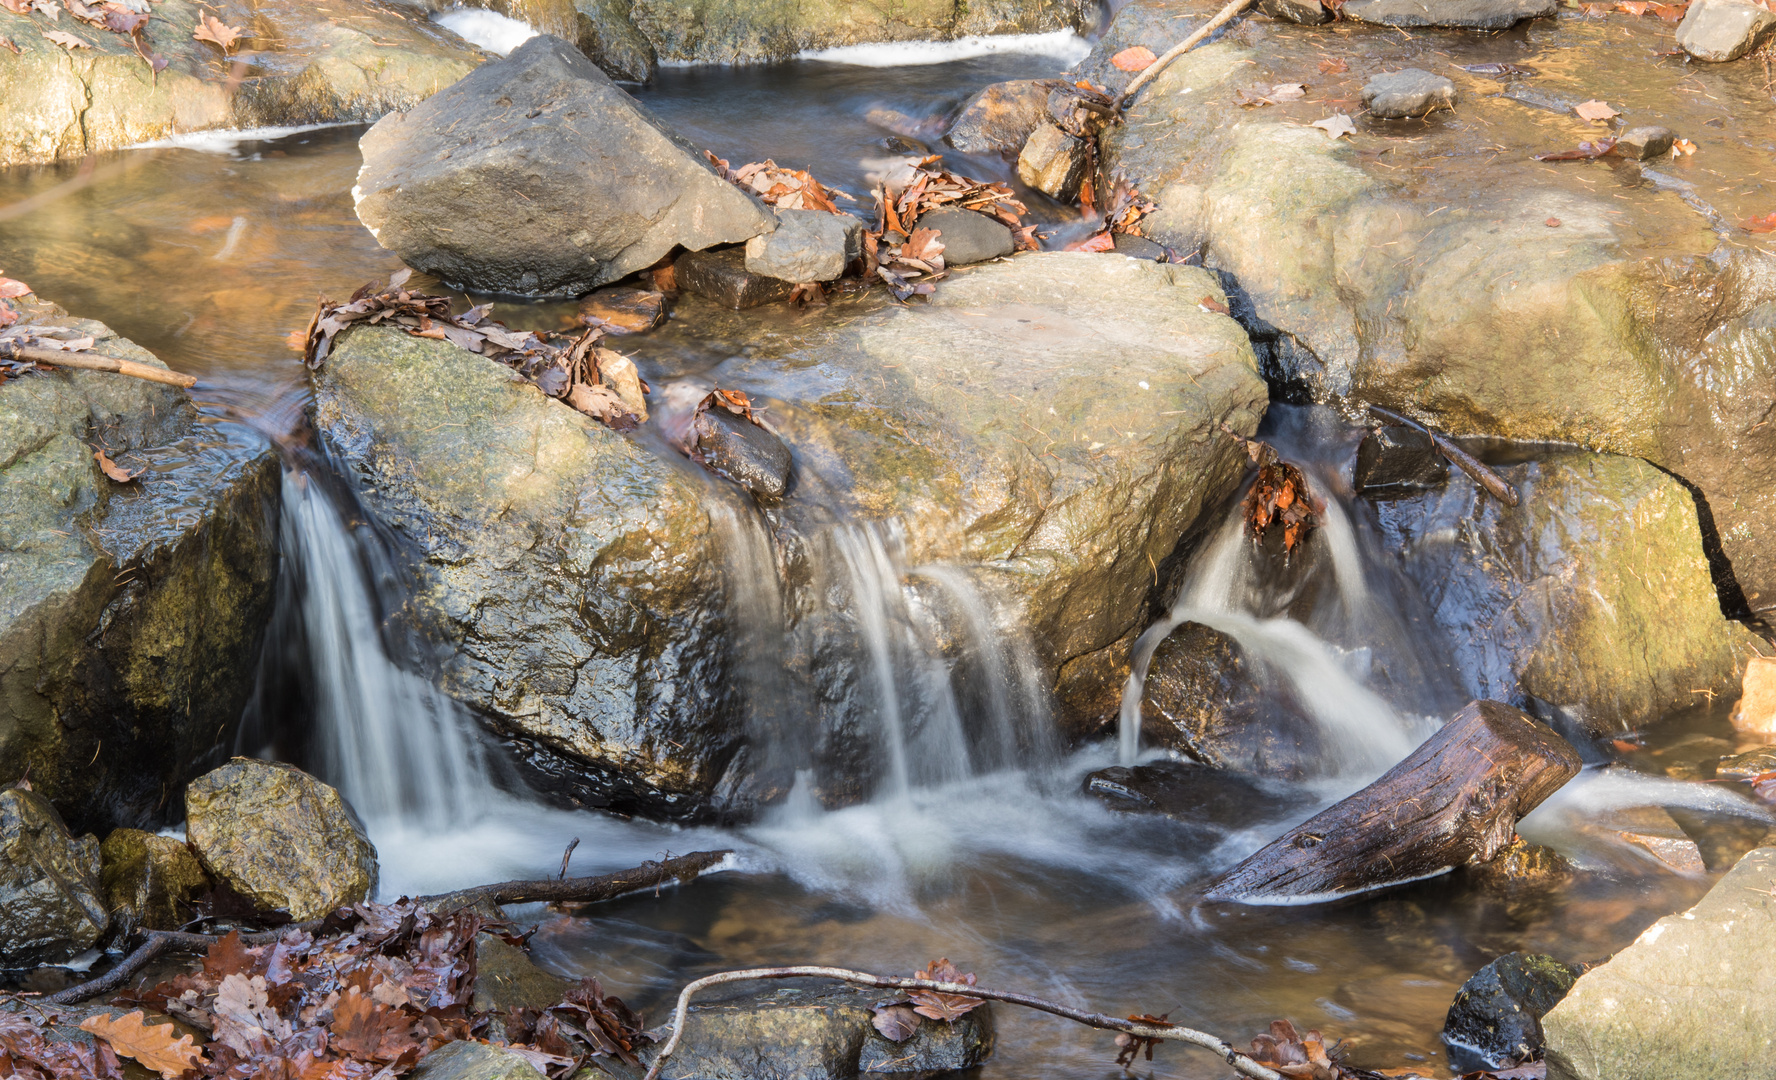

{"left": 353, "top": 34, "right": 777, "bottom": 296}
{"left": 311, "top": 323, "right": 738, "bottom": 819}
{"left": 1092, "top": 4, "right": 1776, "bottom": 612}
{"left": 0, "top": 0, "right": 484, "bottom": 167}
{"left": 99, "top": 828, "right": 210, "bottom": 935}
{"left": 1543, "top": 844, "right": 1776, "bottom": 1079}
{"left": 0, "top": 787, "right": 108, "bottom": 965}
{"left": 184, "top": 759, "right": 378, "bottom": 921}
{"left": 643, "top": 980, "right": 993, "bottom": 1079}
{"left": 0, "top": 296, "right": 280, "bottom": 834}
{"left": 1372, "top": 451, "right": 1756, "bottom": 737}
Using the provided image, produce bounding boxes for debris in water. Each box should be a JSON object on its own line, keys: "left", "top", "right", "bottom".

{"left": 1367, "top": 404, "right": 1519, "bottom": 506}
{"left": 706, "top": 154, "right": 855, "bottom": 213}
{"left": 1222, "top": 425, "right": 1319, "bottom": 554}
{"left": 1458, "top": 62, "right": 1538, "bottom": 76}
{"left": 93, "top": 446, "right": 139, "bottom": 483}
{"left": 1741, "top": 212, "right": 1776, "bottom": 234}
{"left": 1572, "top": 99, "right": 1620, "bottom": 122}
{"left": 906, "top": 959, "right": 985, "bottom": 1022}
{"left": 1111, "top": 45, "right": 1158, "bottom": 71}
{"left": 1533, "top": 138, "right": 1618, "bottom": 161}
{"left": 1311, "top": 113, "right": 1357, "bottom": 139}
{"left": 191, "top": 11, "right": 243, "bottom": 53}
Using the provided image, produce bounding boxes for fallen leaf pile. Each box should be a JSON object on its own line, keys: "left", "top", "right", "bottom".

{"left": 0, "top": 312, "right": 99, "bottom": 384}
{"left": 706, "top": 154, "right": 855, "bottom": 213}
{"left": 1236, "top": 438, "right": 1318, "bottom": 554}
{"left": 1, "top": 0, "right": 173, "bottom": 75}
{"left": 667, "top": 386, "right": 771, "bottom": 459}
{"left": 1065, "top": 177, "right": 1158, "bottom": 253}
{"left": 302, "top": 270, "right": 645, "bottom": 430}
{"left": 868, "top": 959, "right": 984, "bottom": 1043}
{"left": 863, "top": 156, "right": 1035, "bottom": 301}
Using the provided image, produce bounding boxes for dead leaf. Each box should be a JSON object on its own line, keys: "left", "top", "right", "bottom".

{"left": 94, "top": 448, "right": 139, "bottom": 484}
{"left": 0, "top": 277, "right": 30, "bottom": 299}
{"left": 1545, "top": 217, "right": 1562, "bottom": 227}
{"left": 1616, "top": 0, "right": 1649, "bottom": 12}
{"left": 1573, "top": 99, "right": 1619, "bottom": 122}
{"left": 1269, "top": 82, "right": 1306, "bottom": 101}
{"left": 1199, "top": 294, "right": 1231, "bottom": 314}
{"left": 1111, "top": 45, "right": 1157, "bottom": 71}
{"left": 1742, "top": 213, "right": 1776, "bottom": 234}
{"left": 1115, "top": 1013, "right": 1172, "bottom": 1068}
{"left": 101, "top": 3, "right": 150, "bottom": 34}
{"left": 193, "top": 11, "right": 243, "bottom": 52}
{"left": 213, "top": 973, "right": 295, "bottom": 1054}
{"left": 79, "top": 1010, "right": 206, "bottom": 1078}
{"left": 42, "top": 29, "right": 91, "bottom": 49}
{"left": 1311, "top": 113, "right": 1357, "bottom": 139}
{"left": 1066, "top": 231, "right": 1116, "bottom": 252}
{"left": 1648, "top": 1, "right": 1687, "bottom": 18}
{"left": 871, "top": 1003, "right": 922, "bottom": 1042}
{"left": 901, "top": 226, "right": 944, "bottom": 264}
{"left": 907, "top": 959, "right": 984, "bottom": 1023}
{"left": 1318, "top": 56, "right": 1348, "bottom": 74}
{"left": 1671, "top": 137, "right": 1696, "bottom": 156}
{"left": 0, "top": 35, "right": 19, "bottom": 54}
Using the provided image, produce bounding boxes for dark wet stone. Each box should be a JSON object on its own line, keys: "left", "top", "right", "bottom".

{"left": 1018, "top": 123, "right": 1090, "bottom": 202}
{"left": 745, "top": 208, "right": 865, "bottom": 283}
{"left": 1138, "top": 622, "right": 1323, "bottom": 778}
{"left": 1717, "top": 745, "right": 1776, "bottom": 779}
{"left": 1677, "top": 0, "right": 1776, "bottom": 61}
{"left": 945, "top": 79, "right": 1061, "bottom": 154}
{"left": 1258, "top": 0, "right": 1332, "bottom": 24}
{"left": 1342, "top": 0, "right": 1556, "bottom": 28}
{"left": 638, "top": 980, "right": 993, "bottom": 1079}
{"left": 1083, "top": 761, "right": 1306, "bottom": 830}
{"left": 1361, "top": 69, "right": 1458, "bottom": 119}
{"left": 1616, "top": 125, "right": 1677, "bottom": 160}
{"left": 1462, "top": 836, "right": 1573, "bottom": 895}
{"left": 1354, "top": 425, "right": 1447, "bottom": 494}
{"left": 354, "top": 35, "right": 774, "bottom": 297}
{"left": 1111, "top": 233, "right": 1171, "bottom": 261}
{"left": 579, "top": 287, "right": 666, "bottom": 333}
{"left": 0, "top": 787, "right": 107, "bottom": 965}
{"left": 913, "top": 208, "right": 1014, "bottom": 266}
{"left": 471, "top": 935, "right": 576, "bottom": 1041}
{"left": 185, "top": 759, "right": 377, "bottom": 922}
{"left": 99, "top": 828, "right": 210, "bottom": 936}
{"left": 696, "top": 408, "right": 793, "bottom": 501}
{"left": 677, "top": 248, "right": 797, "bottom": 309}
{"left": 1444, "top": 952, "right": 1580, "bottom": 1071}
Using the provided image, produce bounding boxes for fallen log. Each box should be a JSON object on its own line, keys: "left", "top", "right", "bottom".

{"left": 1205, "top": 700, "right": 1579, "bottom": 904}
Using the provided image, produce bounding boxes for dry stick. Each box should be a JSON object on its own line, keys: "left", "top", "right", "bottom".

{"left": 1117, "top": 0, "right": 1260, "bottom": 109}
{"left": 1367, "top": 404, "right": 1520, "bottom": 507}
{"left": 10, "top": 345, "right": 197, "bottom": 389}
{"left": 643, "top": 967, "right": 1283, "bottom": 1080}
{"left": 45, "top": 850, "right": 732, "bottom": 1006}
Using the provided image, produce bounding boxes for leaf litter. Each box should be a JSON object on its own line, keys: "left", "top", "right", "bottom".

{"left": 4, "top": 0, "right": 175, "bottom": 75}
{"left": 868, "top": 959, "right": 984, "bottom": 1043}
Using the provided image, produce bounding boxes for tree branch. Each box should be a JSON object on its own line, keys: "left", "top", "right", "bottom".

{"left": 1117, "top": 0, "right": 1259, "bottom": 109}
{"left": 642, "top": 967, "right": 1283, "bottom": 1080}
{"left": 5, "top": 345, "right": 198, "bottom": 389}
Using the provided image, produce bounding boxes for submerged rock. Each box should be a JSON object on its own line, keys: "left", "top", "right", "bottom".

{"left": 695, "top": 408, "right": 794, "bottom": 501}
{"left": 0, "top": 296, "right": 279, "bottom": 834}
{"left": 354, "top": 35, "right": 775, "bottom": 296}
{"left": 579, "top": 287, "right": 666, "bottom": 334}
{"left": 1443, "top": 952, "right": 1580, "bottom": 1071}
{"left": 745, "top": 209, "right": 865, "bottom": 283}
{"left": 312, "top": 323, "right": 737, "bottom": 819}
{"left": 1583, "top": 805, "right": 1706, "bottom": 875}
{"left": 1676, "top": 0, "right": 1776, "bottom": 61}
{"left": 1341, "top": 0, "right": 1556, "bottom": 27}
{"left": 1543, "top": 844, "right": 1776, "bottom": 1079}
{"left": 0, "top": 787, "right": 108, "bottom": 965}
{"left": 1084, "top": 760, "right": 1307, "bottom": 831}
{"left": 1257, "top": 0, "right": 1333, "bottom": 24}
{"left": 1376, "top": 451, "right": 1755, "bottom": 736}
{"left": 0, "top": 0, "right": 483, "bottom": 167}
{"left": 945, "top": 79, "right": 1060, "bottom": 154}
{"left": 99, "top": 828, "right": 210, "bottom": 935}
{"left": 678, "top": 248, "right": 798, "bottom": 309}
{"left": 185, "top": 759, "right": 377, "bottom": 921}
{"left": 1018, "top": 124, "right": 1091, "bottom": 202}
{"left": 913, "top": 208, "right": 1014, "bottom": 266}
{"left": 1361, "top": 69, "right": 1458, "bottom": 118}
{"left": 1716, "top": 744, "right": 1776, "bottom": 779}
{"left": 642, "top": 980, "right": 993, "bottom": 1079}
{"left": 1354, "top": 425, "right": 1447, "bottom": 493}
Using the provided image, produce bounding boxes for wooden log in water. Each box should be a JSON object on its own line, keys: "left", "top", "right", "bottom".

{"left": 1205, "top": 700, "right": 1580, "bottom": 904}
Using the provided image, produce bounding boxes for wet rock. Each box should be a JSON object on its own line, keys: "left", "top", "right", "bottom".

{"left": 639, "top": 980, "right": 993, "bottom": 1079}
{"left": 0, "top": 298, "right": 280, "bottom": 834}
{"left": 1463, "top": 836, "right": 1574, "bottom": 895}
{"left": 1677, "top": 0, "right": 1776, "bottom": 61}
{"left": 597, "top": 350, "right": 651, "bottom": 421}
{"left": 1615, "top": 125, "right": 1677, "bottom": 160}
{"left": 677, "top": 248, "right": 798, "bottom": 309}
{"left": 1258, "top": 0, "right": 1333, "bottom": 24}
{"left": 1375, "top": 451, "right": 1755, "bottom": 736}
{"left": 579, "top": 287, "right": 666, "bottom": 334}
{"left": 1017, "top": 124, "right": 1091, "bottom": 202}
{"left": 696, "top": 409, "right": 794, "bottom": 501}
{"left": 945, "top": 79, "right": 1061, "bottom": 154}
{"left": 1361, "top": 69, "right": 1458, "bottom": 118}
{"left": 0, "top": 0, "right": 483, "bottom": 167}
{"left": 1443, "top": 952, "right": 1580, "bottom": 1071}
{"left": 1111, "top": 233, "right": 1170, "bottom": 261}
{"left": 745, "top": 209, "right": 865, "bottom": 283}
{"left": 912, "top": 207, "right": 1014, "bottom": 265}
{"left": 354, "top": 35, "right": 775, "bottom": 297}
{"left": 0, "top": 787, "right": 107, "bottom": 965}
{"left": 1354, "top": 425, "right": 1447, "bottom": 493}
{"left": 1731, "top": 654, "right": 1776, "bottom": 734}
{"left": 436, "top": 0, "right": 661, "bottom": 80}
{"left": 184, "top": 759, "right": 378, "bottom": 921}
{"left": 411, "top": 1040, "right": 547, "bottom": 1080}
{"left": 1717, "top": 744, "right": 1776, "bottom": 779}
{"left": 312, "top": 324, "right": 736, "bottom": 820}
{"left": 1084, "top": 760, "right": 1307, "bottom": 831}
{"left": 99, "top": 829, "right": 210, "bottom": 935}
{"left": 1584, "top": 805, "right": 1706, "bottom": 874}
{"left": 1543, "top": 844, "right": 1776, "bottom": 1079}
{"left": 471, "top": 934, "right": 576, "bottom": 1040}
{"left": 1341, "top": 0, "right": 1557, "bottom": 28}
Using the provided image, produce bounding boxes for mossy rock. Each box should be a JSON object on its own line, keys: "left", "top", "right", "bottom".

{"left": 99, "top": 828, "right": 210, "bottom": 935}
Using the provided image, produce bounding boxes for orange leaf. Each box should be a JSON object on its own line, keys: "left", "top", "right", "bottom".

{"left": 94, "top": 448, "right": 139, "bottom": 484}
{"left": 0, "top": 276, "right": 30, "bottom": 299}
{"left": 193, "top": 11, "right": 242, "bottom": 52}
{"left": 1199, "top": 294, "right": 1230, "bottom": 315}
{"left": 1318, "top": 56, "right": 1348, "bottom": 74}
{"left": 1616, "top": 1, "right": 1648, "bottom": 14}
{"left": 79, "top": 1011, "right": 206, "bottom": 1078}
{"left": 1545, "top": 217, "right": 1562, "bottom": 227}
{"left": 1671, "top": 137, "right": 1696, "bottom": 156}
{"left": 1112, "top": 45, "right": 1157, "bottom": 72}
{"left": 1742, "top": 213, "right": 1776, "bottom": 234}
{"left": 1067, "top": 231, "right": 1116, "bottom": 252}
{"left": 902, "top": 226, "right": 945, "bottom": 264}
{"left": 1572, "top": 99, "right": 1619, "bottom": 122}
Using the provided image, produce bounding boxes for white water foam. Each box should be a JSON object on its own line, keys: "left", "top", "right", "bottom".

{"left": 794, "top": 30, "right": 1090, "bottom": 67}
{"left": 128, "top": 124, "right": 346, "bottom": 154}
{"left": 433, "top": 7, "right": 538, "bottom": 55}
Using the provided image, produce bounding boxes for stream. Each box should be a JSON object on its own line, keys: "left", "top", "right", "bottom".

{"left": 1, "top": 32, "right": 1770, "bottom": 1080}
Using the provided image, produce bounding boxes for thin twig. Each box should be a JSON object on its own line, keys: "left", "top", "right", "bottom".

{"left": 45, "top": 934, "right": 173, "bottom": 1005}
{"left": 1118, "top": 0, "right": 1259, "bottom": 109}
{"left": 642, "top": 967, "right": 1282, "bottom": 1080}
{"left": 7, "top": 345, "right": 197, "bottom": 389}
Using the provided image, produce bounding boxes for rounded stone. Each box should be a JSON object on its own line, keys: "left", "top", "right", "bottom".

{"left": 99, "top": 828, "right": 211, "bottom": 935}
{"left": 1361, "top": 68, "right": 1459, "bottom": 118}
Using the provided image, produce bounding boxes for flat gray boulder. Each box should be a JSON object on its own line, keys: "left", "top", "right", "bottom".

{"left": 1677, "top": 0, "right": 1776, "bottom": 61}
{"left": 1341, "top": 0, "right": 1556, "bottom": 28}
{"left": 1544, "top": 844, "right": 1776, "bottom": 1079}
{"left": 1362, "top": 68, "right": 1458, "bottom": 118}
{"left": 354, "top": 34, "right": 775, "bottom": 296}
{"left": 745, "top": 208, "right": 863, "bottom": 282}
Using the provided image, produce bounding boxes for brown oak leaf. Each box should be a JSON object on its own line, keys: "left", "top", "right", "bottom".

{"left": 193, "top": 11, "right": 243, "bottom": 52}
{"left": 79, "top": 1010, "right": 206, "bottom": 1079}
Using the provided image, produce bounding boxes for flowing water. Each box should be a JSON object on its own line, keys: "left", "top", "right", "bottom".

{"left": 4, "top": 37, "right": 1774, "bottom": 1080}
